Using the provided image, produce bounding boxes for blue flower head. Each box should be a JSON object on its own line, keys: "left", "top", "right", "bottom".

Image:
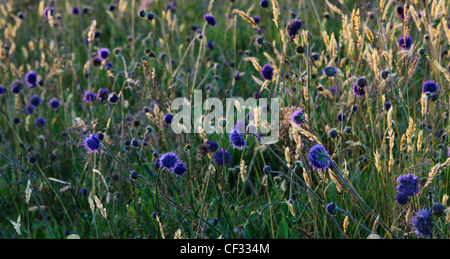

{"left": 291, "top": 109, "right": 305, "bottom": 125}
{"left": 422, "top": 81, "right": 438, "bottom": 94}
{"left": 204, "top": 14, "right": 216, "bottom": 27}
{"left": 229, "top": 129, "right": 247, "bottom": 150}
{"left": 322, "top": 66, "right": 338, "bottom": 77}
{"left": 207, "top": 141, "right": 219, "bottom": 152}
{"left": 286, "top": 19, "right": 303, "bottom": 40}
{"left": 396, "top": 174, "right": 419, "bottom": 197}
{"left": 395, "top": 192, "right": 409, "bottom": 205}
{"left": 98, "top": 48, "right": 110, "bottom": 60}
{"left": 25, "top": 71, "right": 38, "bottom": 88}
{"left": 326, "top": 202, "right": 336, "bottom": 215}
{"left": 160, "top": 152, "right": 179, "bottom": 169}
{"left": 164, "top": 113, "right": 174, "bottom": 124}
{"left": 172, "top": 162, "right": 187, "bottom": 177}
{"left": 97, "top": 88, "right": 110, "bottom": 101}
{"left": 260, "top": 0, "right": 269, "bottom": 8}
{"left": 83, "top": 134, "right": 102, "bottom": 154}
{"left": 411, "top": 209, "right": 433, "bottom": 239}
{"left": 353, "top": 83, "right": 366, "bottom": 97}
{"left": 214, "top": 149, "right": 231, "bottom": 166}
{"left": 0, "top": 85, "right": 5, "bottom": 95}
{"left": 35, "top": 117, "right": 46, "bottom": 128}
{"left": 261, "top": 64, "right": 274, "bottom": 81}
{"left": 30, "top": 95, "right": 42, "bottom": 107}
{"left": 83, "top": 91, "right": 96, "bottom": 103}
{"left": 49, "top": 98, "right": 60, "bottom": 110}
{"left": 308, "top": 144, "right": 330, "bottom": 171}
{"left": 398, "top": 35, "right": 413, "bottom": 50}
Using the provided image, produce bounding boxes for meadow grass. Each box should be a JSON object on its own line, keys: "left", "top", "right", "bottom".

{"left": 0, "top": 0, "right": 449, "bottom": 239}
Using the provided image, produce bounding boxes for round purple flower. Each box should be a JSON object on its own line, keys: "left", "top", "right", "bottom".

{"left": 108, "top": 93, "right": 119, "bottom": 103}
{"left": 49, "top": 98, "right": 60, "bottom": 110}
{"left": 322, "top": 66, "right": 338, "bottom": 77}
{"left": 43, "top": 7, "right": 54, "bottom": 18}
{"left": 384, "top": 101, "right": 392, "bottom": 111}
{"left": 204, "top": 14, "right": 216, "bottom": 27}
{"left": 356, "top": 77, "right": 367, "bottom": 88}
{"left": 286, "top": 19, "right": 303, "bottom": 40}
{"left": 83, "top": 134, "right": 102, "bottom": 154}
{"left": 72, "top": 6, "right": 80, "bottom": 15}
{"left": 291, "top": 109, "right": 305, "bottom": 125}
{"left": 396, "top": 5, "right": 405, "bottom": 20}
{"left": 398, "top": 35, "right": 413, "bottom": 50}
{"left": 25, "top": 71, "right": 38, "bottom": 88}
{"left": 253, "top": 15, "right": 260, "bottom": 24}
{"left": 160, "top": 152, "right": 179, "bottom": 169}
{"left": 11, "top": 81, "right": 23, "bottom": 94}
{"left": 214, "top": 149, "right": 231, "bottom": 166}
{"left": 164, "top": 113, "right": 174, "bottom": 124}
{"left": 29, "top": 95, "right": 42, "bottom": 107}
{"left": 261, "top": 64, "right": 274, "bottom": 81}
{"left": 172, "top": 162, "right": 187, "bottom": 177}
{"left": 83, "top": 91, "right": 96, "bottom": 103}
{"left": 260, "top": 0, "right": 269, "bottom": 8}
{"left": 337, "top": 113, "right": 346, "bottom": 122}
{"left": 353, "top": 83, "right": 366, "bottom": 97}
{"left": 0, "top": 85, "right": 5, "bottom": 95}
{"left": 229, "top": 129, "right": 247, "bottom": 150}
{"left": 98, "top": 48, "right": 110, "bottom": 60}
{"left": 395, "top": 192, "right": 409, "bottom": 205}
{"left": 207, "top": 41, "right": 214, "bottom": 50}
{"left": 396, "top": 174, "right": 419, "bottom": 197}
{"left": 308, "top": 144, "right": 330, "bottom": 171}
{"left": 26, "top": 105, "right": 36, "bottom": 115}
{"left": 97, "top": 88, "right": 110, "bottom": 101}
{"left": 326, "top": 202, "right": 336, "bottom": 215}
{"left": 422, "top": 81, "right": 438, "bottom": 94}
{"left": 207, "top": 141, "right": 219, "bottom": 152}
{"left": 411, "top": 209, "right": 433, "bottom": 239}
{"left": 35, "top": 117, "right": 46, "bottom": 128}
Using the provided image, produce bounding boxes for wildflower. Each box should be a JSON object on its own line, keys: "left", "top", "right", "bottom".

{"left": 83, "top": 91, "right": 96, "bottom": 103}
{"left": 97, "top": 88, "right": 110, "bottom": 101}
{"left": 382, "top": 101, "right": 391, "bottom": 111}
{"left": 108, "top": 4, "right": 116, "bottom": 11}
{"left": 398, "top": 35, "right": 413, "bottom": 50}
{"left": 260, "top": 64, "right": 274, "bottom": 81}
{"left": 172, "top": 162, "right": 187, "bottom": 177}
{"left": 396, "top": 5, "right": 405, "bottom": 20}
{"left": 72, "top": 6, "right": 80, "bottom": 15}
{"left": 353, "top": 83, "right": 366, "bottom": 97}
{"left": 411, "top": 209, "right": 433, "bottom": 239}
{"left": 286, "top": 19, "right": 303, "bottom": 40}
{"left": 35, "top": 117, "right": 46, "bottom": 128}
{"left": 0, "top": 85, "right": 5, "bottom": 95}
{"left": 43, "top": 7, "right": 54, "bottom": 18}
{"left": 214, "top": 149, "right": 231, "bottom": 166}
{"left": 204, "top": 14, "right": 216, "bottom": 27}
{"left": 164, "top": 113, "right": 174, "bottom": 124}
{"left": 432, "top": 203, "right": 446, "bottom": 217}
{"left": 83, "top": 134, "right": 102, "bottom": 154}
{"left": 295, "top": 45, "right": 305, "bottom": 55}
{"left": 322, "top": 66, "right": 338, "bottom": 77}
{"left": 26, "top": 105, "right": 36, "bottom": 115}
{"left": 337, "top": 113, "right": 346, "bottom": 122}
{"left": 356, "top": 77, "right": 367, "bottom": 88}
{"left": 108, "top": 93, "right": 119, "bottom": 103}
{"left": 98, "top": 48, "right": 110, "bottom": 60}
{"left": 29, "top": 95, "right": 42, "bottom": 107}
{"left": 308, "top": 144, "right": 330, "bottom": 171}
{"left": 263, "top": 165, "right": 271, "bottom": 174}
{"left": 329, "top": 129, "right": 338, "bottom": 138}
{"left": 291, "top": 109, "right": 305, "bottom": 125}
{"left": 260, "top": 0, "right": 269, "bottom": 8}
{"left": 422, "top": 81, "right": 439, "bottom": 94}
{"left": 13, "top": 117, "right": 21, "bottom": 124}
{"left": 229, "top": 129, "right": 247, "bottom": 150}
{"left": 253, "top": 15, "right": 260, "bottom": 24}
{"left": 49, "top": 98, "right": 60, "bottom": 110}
{"left": 130, "top": 171, "right": 138, "bottom": 180}
{"left": 207, "top": 141, "right": 219, "bottom": 152}
{"left": 326, "top": 202, "right": 337, "bottom": 215}
{"left": 207, "top": 41, "right": 214, "bottom": 50}
{"left": 25, "top": 71, "right": 38, "bottom": 88}
{"left": 395, "top": 192, "right": 409, "bottom": 205}
{"left": 381, "top": 70, "right": 390, "bottom": 80}
{"left": 160, "top": 152, "right": 179, "bottom": 169}
{"left": 154, "top": 159, "right": 162, "bottom": 170}
{"left": 396, "top": 174, "right": 419, "bottom": 197}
